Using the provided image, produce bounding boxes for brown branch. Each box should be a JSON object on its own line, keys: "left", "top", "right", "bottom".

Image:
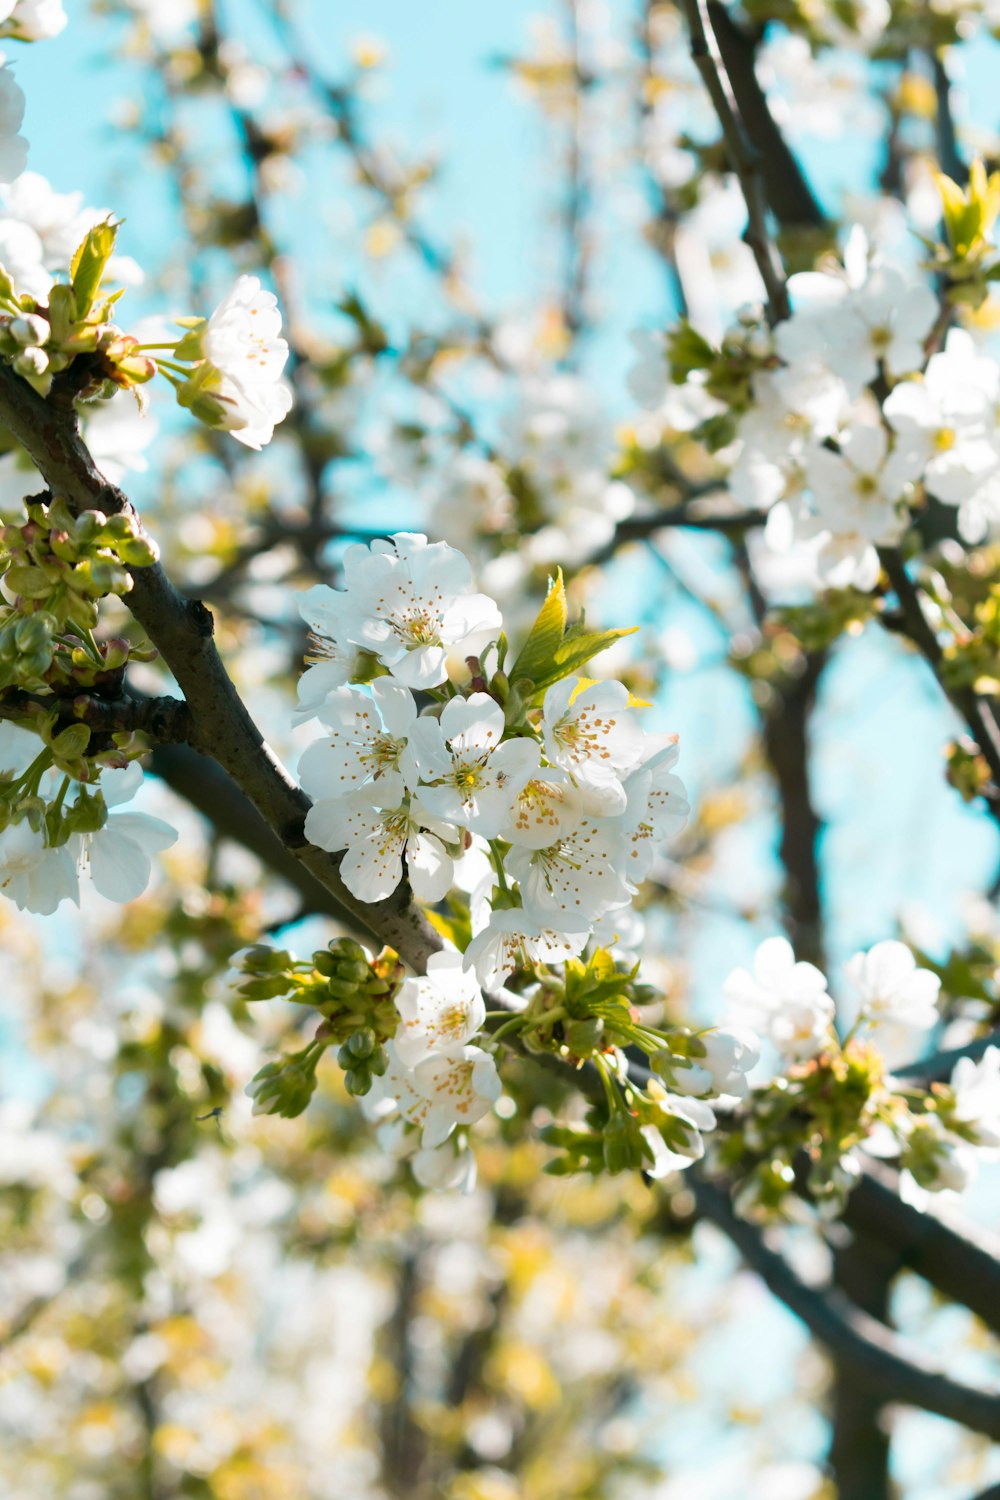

{"left": 0, "top": 689, "right": 192, "bottom": 743}
{"left": 933, "top": 52, "right": 964, "bottom": 181}
{"left": 680, "top": 0, "right": 790, "bottom": 320}
{"left": 827, "top": 1228, "right": 895, "bottom": 1500}
{"left": 880, "top": 546, "right": 1000, "bottom": 822}
{"left": 0, "top": 364, "right": 441, "bottom": 971}
{"left": 149, "top": 742, "right": 370, "bottom": 938}
{"left": 693, "top": 1179, "right": 1000, "bottom": 1439}
{"left": 704, "top": 2, "right": 826, "bottom": 232}
{"left": 842, "top": 1160, "right": 1000, "bottom": 1337}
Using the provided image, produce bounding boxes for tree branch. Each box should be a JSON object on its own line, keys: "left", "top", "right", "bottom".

{"left": 880, "top": 546, "right": 1000, "bottom": 821}
{"left": 842, "top": 1160, "right": 1000, "bottom": 1338}
{"left": 0, "top": 689, "right": 192, "bottom": 743}
{"left": 693, "top": 1178, "right": 1000, "bottom": 1439}
{"left": 0, "top": 364, "right": 441, "bottom": 970}
{"left": 679, "top": 0, "right": 789, "bottom": 320}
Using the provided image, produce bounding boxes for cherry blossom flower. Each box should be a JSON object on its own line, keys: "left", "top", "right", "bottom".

{"left": 501, "top": 764, "right": 581, "bottom": 849}
{"left": 410, "top": 1045, "right": 502, "bottom": 1148}
{"left": 393, "top": 951, "right": 486, "bottom": 1067}
{"left": 507, "top": 808, "right": 631, "bottom": 932}
{"left": 883, "top": 329, "right": 1000, "bottom": 539}
{"left": 844, "top": 941, "right": 941, "bottom": 1032}
{"left": 730, "top": 363, "right": 850, "bottom": 511}
{"left": 336, "top": 533, "right": 502, "bottom": 690}
{"left": 541, "top": 678, "right": 644, "bottom": 815}
{"left": 0, "top": 58, "right": 27, "bottom": 183}
{"left": 463, "top": 907, "right": 588, "bottom": 991}
{"left": 724, "top": 936, "right": 835, "bottom": 1060}
{"left": 949, "top": 1046, "right": 1000, "bottom": 1149}
{"left": 673, "top": 1028, "right": 760, "bottom": 1102}
{"left": 0, "top": 1, "right": 67, "bottom": 40}
{"left": 406, "top": 692, "right": 537, "bottom": 836}
{"left": 294, "top": 585, "right": 366, "bottom": 722}
{"left": 72, "top": 764, "right": 177, "bottom": 903}
{"left": 304, "top": 790, "right": 456, "bottom": 903}
{"left": 297, "top": 680, "right": 419, "bottom": 810}
{"left": 0, "top": 820, "right": 78, "bottom": 914}
{"left": 179, "top": 275, "right": 293, "bottom": 448}
{"left": 804, "top": 414, "right": 918, "bottom": 588}
{"left": 363, "top": 1038, "right": 501, "bottom": 1150}
{"left": 777, "top": 262, "right": 936, "bottom": 394}
{"left": 642, "top": 1092, "right": 717, "bottom": 1177}
{"left": 618, "top": 740, "right": 690, "bottom": 885}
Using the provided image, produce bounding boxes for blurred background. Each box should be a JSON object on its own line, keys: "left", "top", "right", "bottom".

{"left": 3, "top": 2, "right": 1000, "bottom": 1496}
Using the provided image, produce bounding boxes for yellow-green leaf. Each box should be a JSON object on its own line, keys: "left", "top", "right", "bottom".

{"left": 70, "top": 218, "right": 120, "bottom": 318}
{"left": 508, "top": 569, "right": 568, "bottom": 686}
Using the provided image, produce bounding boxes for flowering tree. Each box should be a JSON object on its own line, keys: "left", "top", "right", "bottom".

{"left": 3, "top": 1, "right": 1000, "bottom": 1496}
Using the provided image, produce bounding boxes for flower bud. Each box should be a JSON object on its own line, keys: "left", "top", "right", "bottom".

{"left": 9, "top": 314, "right": 49, "bottom": 348}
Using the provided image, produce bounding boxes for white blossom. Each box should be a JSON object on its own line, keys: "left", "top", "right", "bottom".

{"left": 501, "top": 765, "right": 581, "bottom": 849}
{"left": 724, "top": 936, "right": 835, "bottom": 1060}
{"left": 463, "top": 907, "right": 588, "bottom": 991}
{"left": 0, "top": 1, "right": 67, "bottom": 40}
{"left": 73, "top": 764, "right": 177, "bottom": 903}
{"left": 949, "top": 1046, "right": 1000, "bottom": 1149}
{"left": 845, "top": 940, "right": 941, "bottom": 1032}
{"left": 410, "top": 1045, "right": 502, "bottom": 1148}
{"left": 187, "top": 274, "right": 293, "bottom": 448}
{"left": 541, "top": 678, "right": 644, "bottom": 815}
{"left": 304, "top": 791, "right": 456, "bottom": 904}
{"left": 335, "top": 533, "right": 502, "bottom": 690}
{"left": 0, "top": 819, "right": 78, "bottom": 914}
{"left": 0, "top": 58, "right": 27, "bottom": 184}
{"left": 777, "top": 262, "right": 936, "bottom": 394}
{"left": 393, "top": 951, "right": 486, "bottom": 1068}
{"left": 294, "top": 584, "right": 364, "bottom": 722}
{"left": 297, "top": 679, "right": 419, "bottom": 810}
{"left": 673, "top": 1028, "right": 760, "bottom": 1102}
{"left": 406, "top": 691, "right": 537, "bottom": 836}
{"left": 618, "top": 740, "right": 690, "bottom": 885}
{"left": 507, "top": 806, "right": 631, "bottom": 933}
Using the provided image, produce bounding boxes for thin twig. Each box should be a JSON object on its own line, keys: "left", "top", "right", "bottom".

{"left": 679, "top": 0, "right": 789, "bottom": 320}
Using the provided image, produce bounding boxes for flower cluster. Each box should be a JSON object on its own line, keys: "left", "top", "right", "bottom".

{"left": 218, "top": 533, "right": 799, "bottom": 1185}
{"left": 630, "top": 168, "right": 1000, "bottom": 592}
{"left": 718, "top": 935, "right": 1000, "bottom": 1216}
{"left": 295, "top": 533, "right": 689, "bottom": 965}
{"left": 0, "top": 493, "right": 158, "bottom": 693}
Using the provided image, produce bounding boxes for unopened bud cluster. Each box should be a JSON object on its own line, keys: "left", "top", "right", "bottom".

{"left": 0, "top": 494, "right": 158, "bottom": 695}
{"left": 0, "top": 221, "right": 155, "bottom": 400}
{"left": 234, "top": 937, "right": 405, "bottom": 1109}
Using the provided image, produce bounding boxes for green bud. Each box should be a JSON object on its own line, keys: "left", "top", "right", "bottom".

{"left": 343, "top": 1068, "right": 373, "bottom": 1097}
{"left": 325, "top": 977, "right": 362, "bottom": 1000}
{"left": 346, "top": 1027, "right": 377, "bottom": 1060}
{"left": 331, "top": 937, "right": 368, "bottom": 962}
{"left": 49, "top": 723, "right": 91, "bottom": 762}
{"left": 335, "top": 959, "right": 371, "bottom": 985}
{"left": 368, "top": 1043, "right": 388, "bottom": 1077}
{"left": 13, "top": 613, "right": 54, "bottom": 652}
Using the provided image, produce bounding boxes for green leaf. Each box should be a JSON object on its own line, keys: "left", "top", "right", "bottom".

{"left": 70, "top": 219, "right": 120, "bottom": 318}
{"left": 507, "top": 569, "right": 568, "bottom": 686}
{"left": 530, "top": 626, "right": 638, "bottom": 695}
